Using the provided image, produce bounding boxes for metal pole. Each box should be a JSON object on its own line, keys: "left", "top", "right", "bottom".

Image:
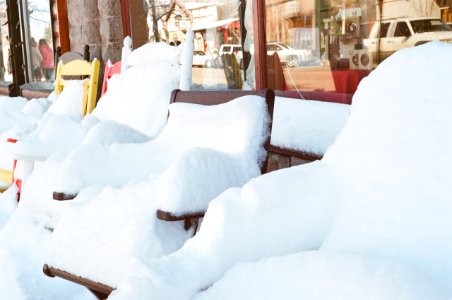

{"left": 20, "top": 0, "right": 32, "bottom": 82}
{"left": 6, "top": 0, "right": 26, "bottom": 95}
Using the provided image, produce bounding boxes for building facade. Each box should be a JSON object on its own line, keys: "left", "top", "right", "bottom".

{"left": 1, "top": 0, "right": 451, "bottom": 100}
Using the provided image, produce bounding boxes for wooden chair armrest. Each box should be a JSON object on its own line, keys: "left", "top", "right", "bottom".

{"left": 156, "top": 210, "right": 205, "bottom": 221}
{"left": 53, "top": 191, "right": 78, "bottom": 201}
{"left": 43, "top": 264, "right": 114, "bottom": 299}
{"left": 157, "top": 210, "right": 205, "bottom": 232}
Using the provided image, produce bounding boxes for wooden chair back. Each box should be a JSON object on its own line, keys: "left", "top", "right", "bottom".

{"left": 54, "top": 58, "right": 101, "bottom": 116}
{"left": 170, "top": 89, "right": 274, "bottom": 174}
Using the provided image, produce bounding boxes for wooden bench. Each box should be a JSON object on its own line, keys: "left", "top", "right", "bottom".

{"left": 43, "top": 88, "right": 275, "bottom": 299}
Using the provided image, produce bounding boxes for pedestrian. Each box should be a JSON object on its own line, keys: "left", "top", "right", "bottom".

{"left": 30, "top": 38, "right": 43, "bottom": 81}
{"left": 170, "top": 34, "right": 181, "bottom": 46}
{"left": 38, "top": 39, "right": 54, "bottom": 81}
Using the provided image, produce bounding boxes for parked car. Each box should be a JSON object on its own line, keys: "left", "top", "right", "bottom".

{"left": 193, "top": 50, "right": 215, "bottom": 68}
{"left": 266, "top": 42, "right": 312, "bottom": 67}
{"left": 362, "top": 17, "right": 452, "bottom": 67}
{"left": 218, "top": 42, "right": 312, "bottom": 68}
{"left": 219, "top": 44, "right": 243, "bottom": 64}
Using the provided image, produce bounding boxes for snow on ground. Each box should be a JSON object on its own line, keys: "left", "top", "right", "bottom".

{"left": 194, "top": 251, "right": 443, "bottom": 300}
{"left": 0, "top": 95, "right": 50, "bottom": 135}
{"left": 0, "top": 87, "right": 349, "bottom": 298}
{"left": 0, "top": 93, "right": 272, "bottom": 298}
{"left": 107, "top": 42, "right": 452, "bottom": 299}
{"left": 44, "top": 95, "right": 269, "bottom": 288}
{"left": 51, "top": 96, "right": 268, "bottom": 196}
{"left": 0, "top": 42, "right": 186, "bottom": 299}
{"left": 0, "top": 41, "right": 448, "bottom": 299}
{"left": 13, "top": 56, "right": 180, "bottom": 161}
{"left": 271, "top": 97, "right": 349, "bottom": 156}
{"left": 2, "top": 41, "right": 182, "bottom": 193}
{"left": 0, "top": 96, "right": 53, "bottom": 177}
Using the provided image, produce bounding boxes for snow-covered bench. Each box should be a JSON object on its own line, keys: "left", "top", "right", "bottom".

{"left": 42, "top": 88, "right": 275, "bottom": 298}
{"left": 100, "top": 42, "right": 452, "bottom": 299}
{"left": 268, "top": 96, "right": 350, "bottom": 165}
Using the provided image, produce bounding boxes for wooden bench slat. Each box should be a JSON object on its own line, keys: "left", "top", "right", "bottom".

{"left": 268, "top": 145, "right": 323, "bottom": 162}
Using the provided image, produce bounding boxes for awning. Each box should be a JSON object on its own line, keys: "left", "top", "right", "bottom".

{"left": 191, "top": 18, "right": 239, "bottom": 31}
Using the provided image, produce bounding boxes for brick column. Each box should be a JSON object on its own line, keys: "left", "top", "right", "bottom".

{"left": 67, "top": 0, "right": 123, "bottom": 62}
{"left": 66, "top": 0, "right": 150, "bottom": 62}
{"left": 67, "top": 0, "right": 101, "bottom": 59}
{"left": 98, "top": 0, "right": 123, "bottom": 62}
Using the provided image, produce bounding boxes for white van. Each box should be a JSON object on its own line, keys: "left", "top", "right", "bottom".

{"left": 219, "top": 44, "right": 243, "bottom": 63}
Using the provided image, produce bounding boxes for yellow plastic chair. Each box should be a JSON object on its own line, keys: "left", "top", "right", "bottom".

{"left": 54, "top": 58, "right": 101, "bottom": 116}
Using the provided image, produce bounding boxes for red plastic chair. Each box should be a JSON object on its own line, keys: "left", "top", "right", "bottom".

{"left": 101, "top": 60, "right": 122, "bottom": 97}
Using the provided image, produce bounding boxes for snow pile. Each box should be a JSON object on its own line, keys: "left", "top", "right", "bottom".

{"left": 110, "top": 42, "right": 452, "bottom": 299}
{"left": 12, "top": 80, "right": 87, "bottom": 159}
{"left": 14, "top": 114, "right": 88, "bottom": 159}
{"left": 126, "top": 42, "right": 182, "bottom": 67}
{"left": 0, "top": 186, "right": 19, "bottom": 228}
{"left": 13, "top": 41, "right": 182, "bottom": 165}
{"left": 0, "top": 94, "right": 58, "bottom": 185}
{"left": 321, "top": 41, "right": 452, "bottom": 288}
{"left": 0, "top": 96, "right": 52, "bottom": 138}
{"left": 0, "top": 40, "right": 189, "bottom": 299}
{"left": 0, "top": 207, "right": 94, "bottom": 300}
{"left": 195, "top": 251, "right": 441, "bottom": 300}
{"left": 52, "top": 95, "right": 268, "bottom": 195}
{"left": 13, "top": 63, "right": 178, "bottom": 161}
{"left": 0, "top": 247, "right": 26, "bottom": 300}
{"left": 82, "top": 120, "right": 150, "bottom": 146}
{"left": 0, "top": 96, "right": 28, "bottom": 134}
{"left": 47, "top": 80, "right": 86, "bottom": 117}
{"left": 91, "top": 61, "right": 180, "bottom": 138}
{"left": 271, "top": 97, "right": 349, "bottom": 156}
{"left": 0, "top": 140, "right": 17, "bottom": 177}
{"left": 44, "top": 95, "right": 270, "bottom": 287}
{"left": 110, "top": 162, "right": 343, "bottom": 298}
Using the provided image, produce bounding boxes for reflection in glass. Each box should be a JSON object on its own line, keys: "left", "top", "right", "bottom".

{"left": 145, "top": 0, "right": 246, "bottom": 90}
{"left": 265, "top": 0, "right": 452, "bottom": 100}
{"left": 0, "top": 1, "right": 10, "bottom": 82}
{"left": 25, "top": 0, "right": 54, "bottom": 82}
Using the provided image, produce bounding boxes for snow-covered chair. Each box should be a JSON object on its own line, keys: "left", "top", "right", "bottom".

{"left": 0, "top": 56, "right": 100, "bottom": 193}
{"left": 100, "top": 60, "right": 121, "bottom": 97}
{"left": 42, "top": 88, "right": 275, "bottom": 298}
{"left": 85, "top": 43, "right": 452, "bottom": 299}
{"left": 10, "top": 32, "right": 194, "bottom": 195}
{"left": 54, "top": 58, "right": 101, "bottom": 116}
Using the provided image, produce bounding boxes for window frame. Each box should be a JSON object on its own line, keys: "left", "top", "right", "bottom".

{"left": 1, "top": 0, "right": 68, "bottom": 96}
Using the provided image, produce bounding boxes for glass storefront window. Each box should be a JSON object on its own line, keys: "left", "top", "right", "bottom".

{"left": 23, "top": 0, "right": 54, "bottom": 83}
{"left": 0, "top": 1, "right": 10, "bottom": 82}
{"left": 145, "top": 0, "right": 249, "bottom": 90}
{"left": 265, "top": 0, "right": 452, "bottom": 102}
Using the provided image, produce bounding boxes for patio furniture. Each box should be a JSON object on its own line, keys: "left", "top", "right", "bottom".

{"left": 102, "top": 43, "right": 452, "bottom": 299}
{"left": 43, "top": 88, "right": 275, "bottom": 299}
{"left": 12, "top": 32, "right": 194, "bottom": 193}
{"left": 53, "top": 58, "right": 100, "bottom": 116}
{"left": 0, "top": 55, "right": 100, "bottom": 194}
